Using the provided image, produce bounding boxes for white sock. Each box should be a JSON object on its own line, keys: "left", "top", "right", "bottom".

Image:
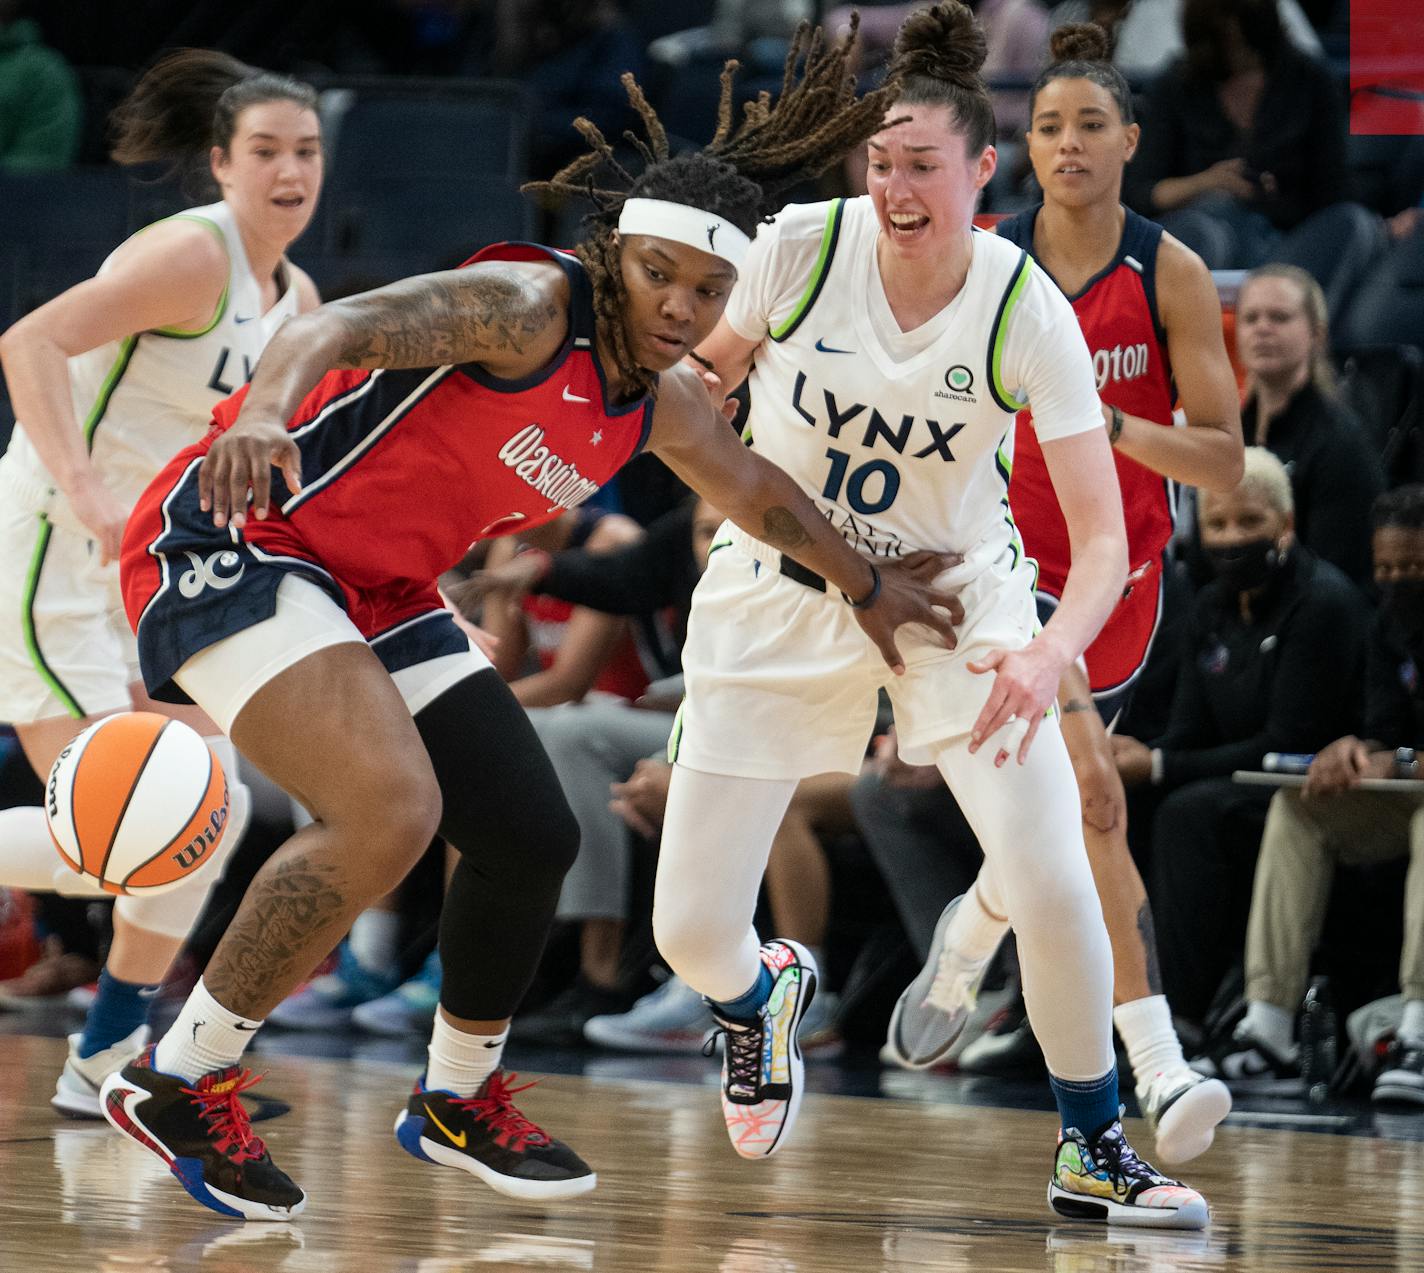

{"left": 948, "top": 879, "right": 1010, "bottom": 963}
{"left": 349, "top": 909, "right": 400, "bottom": 975}
{"left": 1241, "top": 1000, "right": 1295, "bottom": 1058}
{"left": 425, "top": 1010, "right": 506, "bottom": 1096}
{"left": 1113, "top": 994, "right": 1187, "bottom": 1085}
{"left": 153, "top": 977, "right": 263, "bottom": 1082}
{"left": 1401, "top": 998, "right": 1424, "bottom": 1046}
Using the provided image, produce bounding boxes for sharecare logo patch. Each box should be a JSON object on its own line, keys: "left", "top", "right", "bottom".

{"left": 497, "top": 424, "right": 601, "bottom": 510}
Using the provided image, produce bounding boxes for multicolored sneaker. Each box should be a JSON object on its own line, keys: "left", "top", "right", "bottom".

{"left": 394, "top": 1071, "right": 596, "bottom": 1201}
{"left": 266, "top": 942, "right": 398, "bottom": 1031}
{"left": 1373, "top": 1038, "right": 1424, "bottom": 1106}
{"left": 1135, "top": 1065, "right": 1231, "bottom": 1164}
{"left": 708, "top": 939, "right": 818, "bottom": 1160}
{"left": 1048, "top": 1121, "right": 1209, "bottom": 1229}
{"left": 885, "top": 896, "right": 995, "bottom": 1069}
{"left": 100, "top": 1047, "right": 305, "bottom": 1220}
{"left": 52, "top": 1024, "right": 150, "bottom": 1118}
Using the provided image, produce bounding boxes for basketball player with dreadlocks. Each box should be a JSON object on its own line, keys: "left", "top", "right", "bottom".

{"left": 101, "top": 24, "right": 958, "bottom": 1222}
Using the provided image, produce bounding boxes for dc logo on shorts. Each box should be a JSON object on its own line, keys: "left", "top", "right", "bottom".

{"left": 178, "top": 550, "right": 246, "bottom": 598}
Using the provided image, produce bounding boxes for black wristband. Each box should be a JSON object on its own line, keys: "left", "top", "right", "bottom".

{"left": 1108, "top": 404, "right": 1125, "bottom": 445}
{"left": 843, "top": 564, "right": 881, "bottom": 609}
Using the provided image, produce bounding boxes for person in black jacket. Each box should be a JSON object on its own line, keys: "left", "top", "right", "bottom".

{"left": 1124, "top": 0, "right": 1346, "bottom": 268}
{"left": 1112, "top": 448, "right": 1368, "bottom": 1026}
{"left": 1199, "top": 485, "right": 1424, "bottom": 1102}
{"left": 1237, "top": 265, "right": 1385, "bottom": 588}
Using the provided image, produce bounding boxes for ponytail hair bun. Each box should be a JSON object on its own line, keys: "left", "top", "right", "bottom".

{"left": 1049, "top": 23, "right": 1111, "bottom": 65}
{"left": 889, "top": 2, "right": 988, "bottom": 91}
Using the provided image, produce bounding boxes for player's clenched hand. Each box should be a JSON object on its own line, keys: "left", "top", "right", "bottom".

{"left": 199, "top": 417, "right": 302, "bottom": 529}
{"left": 853, "top": 551, "right": 965, "bottom": 672}
{"left": 442, "top": 553, "right": 548, "bottom": 621}
{"left": 968, "top": 633, "right": 1071, "bottom": 766}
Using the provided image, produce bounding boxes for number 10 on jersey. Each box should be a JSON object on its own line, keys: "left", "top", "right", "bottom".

{"left": 821, "top": 448, "right": 901, "bottom": 516}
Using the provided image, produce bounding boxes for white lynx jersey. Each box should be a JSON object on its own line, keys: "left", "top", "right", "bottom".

{"left": 0, "top": 200, "right": 299, "bottom": 522}
{"left": 724, "top": 197, "right": 1103, "bottom": 582}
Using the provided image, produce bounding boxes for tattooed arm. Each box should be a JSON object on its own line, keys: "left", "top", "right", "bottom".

{"left": 198, "top": 262, "right": 568, "bottom": 527}
{"left": 646, "top": 365, "right": 962, "bottom": 672}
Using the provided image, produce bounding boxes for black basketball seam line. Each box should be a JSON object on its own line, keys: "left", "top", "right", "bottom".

{"left": 121, "top": 742, "right": 216, "bottom": 888}
{"left": 96, "top": 719, "right": 171, "bottom": 887}
{"left": 64, "top": 728, "right": 94, "bottom": 874}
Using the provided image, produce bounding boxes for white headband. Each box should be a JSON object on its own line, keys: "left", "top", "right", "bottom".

{"left": 617, "top": 197, "right": 751, "bottom": 269}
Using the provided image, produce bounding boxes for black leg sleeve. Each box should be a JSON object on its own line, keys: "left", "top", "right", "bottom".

{"left": 414, "top": 669, "right": 580, "bottom": 1020}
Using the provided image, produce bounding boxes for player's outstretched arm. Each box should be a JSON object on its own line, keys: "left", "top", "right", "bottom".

{"left": 645, "top": 366, "right": 964, "bottom": 672}
{"left": 199, "top": 263, "right": 569, "bottom": 528}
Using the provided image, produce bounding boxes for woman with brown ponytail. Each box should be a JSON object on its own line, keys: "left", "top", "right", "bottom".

{"left": 887, "top": 17, "right": 1245, "bottom": 1173}
{"left": 679, "top": 2, "right": 1207, "bottom": 1227}
{"left": 0, "top": 50, "right": 321, "bottom": 1118}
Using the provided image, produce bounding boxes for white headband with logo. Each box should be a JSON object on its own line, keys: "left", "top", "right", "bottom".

{"left": 617, "top": 198, "right": 751, "bottom": 269}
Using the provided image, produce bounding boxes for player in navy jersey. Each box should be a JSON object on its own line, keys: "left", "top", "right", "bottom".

{"left": 887, "top": 23, "right": 1244, "bottom": 1166}
{"left": 101, "top": 24, "right": 961, "bottom": 1222}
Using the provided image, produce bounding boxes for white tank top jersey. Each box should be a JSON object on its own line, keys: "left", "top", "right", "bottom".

{"left": 0, "top": 200, "right": 299, "bottom": 522}
{"left": 723, "top": 197, "right": 1104, "bottom": 585}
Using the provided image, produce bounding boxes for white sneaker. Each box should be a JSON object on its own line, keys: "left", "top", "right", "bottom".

{"left": 1136, "top": 1066, "right": 1232, "bottom": 1164}
{"left": 51, "top": 1024, "right": 150, "bottom": 1118}
{"left": 885, "top": 896, "right": 995, "bottom": 1070}
{"left": 583, "top": 974, "right": 712, "bottom": 1054}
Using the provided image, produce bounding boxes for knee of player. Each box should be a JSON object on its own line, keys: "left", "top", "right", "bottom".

{"left": 1074, "top": 749, "right": 1127, "bottom": 834}
{"left": 651, "top": 899, "right": 724, "bottom": 976}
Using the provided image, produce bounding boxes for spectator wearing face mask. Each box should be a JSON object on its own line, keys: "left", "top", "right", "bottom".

{"left": 1196, "top": 486, "right": 1424, "bottom": 1104}
{"left": 1111, "top": 448, "right": 1368, "bottom": 1028}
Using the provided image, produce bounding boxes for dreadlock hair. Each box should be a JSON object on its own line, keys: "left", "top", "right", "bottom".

{"left": 522, "top": 16, "right": 902, "bottom": 398}
{"left": 884, "top": 2, "right": 996, "bottom": 157}
{"left": 1030, "top": 24, "right": 1135, "bottom": 125}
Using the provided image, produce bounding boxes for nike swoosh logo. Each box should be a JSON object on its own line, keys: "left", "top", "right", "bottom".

{"left": 482, "top": 1040, "right": 503, "bottom": 1049}
{"left": 562, "top": 386, "right": 590, "bottom": 403}
{"left": 423, "top": 1102, "right": 467, "bottom": 1147}
{"left": 234, "top": 314, "right": 256, "bottom": 325}
{"left": 234, "top": 1022, "right": 260, "bottom": 1031}
{"left": 814, "top": 338, "right": 854, "bottom": 354}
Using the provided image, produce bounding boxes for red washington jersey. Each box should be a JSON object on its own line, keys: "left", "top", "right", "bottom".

{"left": 123, "top": 242, "right": 654, "bottom": 678}
{"left": 995, "top": 206, "right": 1175, "bottom": 595}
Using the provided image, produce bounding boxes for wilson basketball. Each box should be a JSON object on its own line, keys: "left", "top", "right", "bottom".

{"left": 44, "top": 712, "right": 229, "bottom": 896}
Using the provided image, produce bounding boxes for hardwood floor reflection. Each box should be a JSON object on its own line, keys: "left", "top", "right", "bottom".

{"left": 1, "top": 1034, "right": 1421, "bottom": 1272}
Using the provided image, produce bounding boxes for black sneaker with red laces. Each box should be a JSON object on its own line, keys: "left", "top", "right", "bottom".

{"left": 100, "top": 1046, "right": 305, "bottom": 1221}
{"left": 394, "top": 1070, "right": 596, "bottom": 1200}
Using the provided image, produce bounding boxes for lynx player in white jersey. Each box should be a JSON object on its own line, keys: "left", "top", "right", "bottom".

{"left": 0, "top": 50, "right": 321, "bottom": 1115}
{"left": 653, "top": 3, "right": 1208, "bottom": 1228}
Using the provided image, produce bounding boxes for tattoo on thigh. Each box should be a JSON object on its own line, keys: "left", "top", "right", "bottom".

{"left": 203, "top": 857, "right": 351, "bottom": 1014}
{"left": 760, "top": 506, "right": 811, "bottom": 551}
{"left": 1136, "top": 899, "right": 1164, "bottom": 996}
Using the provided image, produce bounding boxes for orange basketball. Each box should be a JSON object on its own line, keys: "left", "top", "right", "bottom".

{"left": 45, "top": 712, "right": 229, "bottom": 896}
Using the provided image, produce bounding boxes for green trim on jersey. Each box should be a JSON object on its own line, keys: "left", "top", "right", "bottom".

{"left": 148, "top": 214, "right": 230, "bottom": 338}
{"left": 769, "top": 199, "right": 846, "bottom": 344}
{"left": 994, "top": 432, "right": 1039, "bottom": 592}
{"left": 21, "top": 517, "right": 85, "bottom": 718}
{"left": 987, "top": 250, "right": 1032, "bottom": 413}
{"left": 81, "top": 334, "right": 138, "bottom": 451}
{"left": 667, "top": 700, "right": 686, "bottom": 764}
{"left": 708, "top": 535, "right": 733, "bottom": 555}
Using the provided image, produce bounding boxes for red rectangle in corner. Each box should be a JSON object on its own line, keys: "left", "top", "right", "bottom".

{"left": 1352, "top": 0, "right": 1424, "bottom": 134}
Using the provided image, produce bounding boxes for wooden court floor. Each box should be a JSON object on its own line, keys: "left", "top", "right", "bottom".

{"left": 1, "top": 1034, "right": 1422, "bottom": 1272}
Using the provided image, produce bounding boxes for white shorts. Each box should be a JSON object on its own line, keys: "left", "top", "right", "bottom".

{"left": 0, "top": 499, "right": 136, "bottom": 724}
{"left": 671, "top": 524, "right": 1040, "bottom": 780}
{"left": 174, "top": 574, "right": 493, "bottom": 735}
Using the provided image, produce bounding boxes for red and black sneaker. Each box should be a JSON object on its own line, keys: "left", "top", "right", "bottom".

{"left": 394, "top": 1070, "right": 596, "bottom": 1201}
{"left": 100, "top": 1046, "right": 305, "bottom": 1221}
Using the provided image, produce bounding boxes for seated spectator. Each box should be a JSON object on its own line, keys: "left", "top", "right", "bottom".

{"left": 1199, "top": 486, "right": 1424, "bottom": 1104}
{"left": 646, "top": 0, "right": 814, "bottom": 72}
{"left": 1124, "top": 0, "right": 1344, "bottom": 268}
{"left": 1118, "top": 448, "right": 1367, "bottom": 1027}
{"left": 0, "top": 1, "right": 81, "bottom": 172}
{"left": 1237, "top": 264, "right": 1384, "bottom": 588}
{"left": 1049, "top": 0, "right": 1322, "bottom": 82}
{"left": 483, "top": 509, "right": 649, "bottom": 707}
